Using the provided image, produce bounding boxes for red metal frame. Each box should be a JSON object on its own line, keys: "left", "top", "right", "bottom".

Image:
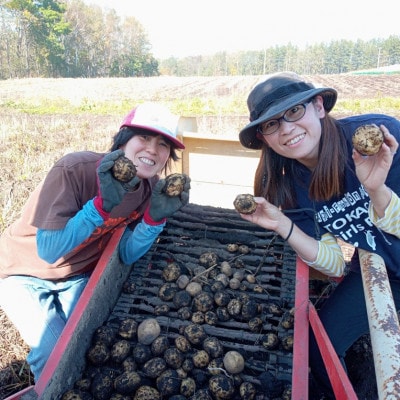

{"left": 4, "top": 228, "right": 125, "bottom": 400}
{"left": 6, "top": 239, "right": 358, "bottom": 399}
{"left": 292, "top": 258, "right": 358, "bottom": 399}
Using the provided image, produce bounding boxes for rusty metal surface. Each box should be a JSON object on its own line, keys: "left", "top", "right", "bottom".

{"left": 359, "top": 248, "right": 400, "bottom": 399}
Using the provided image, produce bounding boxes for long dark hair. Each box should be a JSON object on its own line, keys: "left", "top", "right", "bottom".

{"left": 254, "top": 114, "right": 347, "bottom": 209}
{"left": 110, "top": 127, "right": 180, "bottom": 175}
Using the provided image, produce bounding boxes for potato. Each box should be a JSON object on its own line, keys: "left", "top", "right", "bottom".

{"left": 162, "top": 262, "right": 181, "bottom": 282}
{"left": 223, "top": 350, "right": 245, "bottom": 374}
{"left": 214, "top": 290, "right": 231, "bottom": 307}
{"left": 352, "top": 123, "right": 384, "bottom": 155}
{"left": 110, "top": 339, "right": 131, "bottom": 363}
{"left": 118, "top": 318, "right": 138, "bottom": 339}
{"left": 156, "top": 369, "right": 180, "bottom": 396}
{"left": 209, "top": 375, "right": 235, "bottom": 399}
{"left": 154, "top": 304, "right": 170, "bottom": 316}
{"left": 204, "top": 311, "right": 218, "bottom": 325}
{"left": 191, "top": 311, "right": 205, "bottom": 324}
{"left": 281, "top": 308, "right": 295, "bottom": 329}
{"left": 132, "top": 343, "right": 152, "bottom": 364}
{"left": 233, "top": 193, "right": 257, "bottom": 214}
{"left": 192, "top": 349, "right": 210, "bottom": 368}
{"left": 176, "top": 274, "right": 190, "bottom": 289}
{"left": 90, "top": 374, "right": 113, "bottom": 400}
{"left": 86, "top": 342, "right": 110, "bottom": 365}
{"left": 142, "top": 357, "right": 167, "bottom": 378}
{"left": 158, "top": 282, "right": 178, "bottom": 301}
{"left": 175, "top": 335, "right": 192, "bottom": 353}
{"left": 192, "top": 291, "right": 214, "bottom": 312}
{"left": 239, "top": 381, "right": 257, "bottom": 400}
{"left": 241, "top": 299, "right": 259, "bottom": 321}
{"left": 93, "top": 325, "right": 116, "bottom": 346}
{"left": 203, "top": 337, "right": 224, "bottom": 358}
{"left": 185, "top": 281, "right": 202, "bottom": 297}
{"left": 177, "top": 306, "right": 192, "bottom": 320}
{"left": 113, "top": 371, "right": 141, "bottom": 395}
{"left": 137, "top": 318, "right": 161, "bottom": 345}
{"left": 281, "top": 335, "right": 294, "bottom": 351}
{"left": 163, "top": 173, "right": 188, "bottom": 197}
{"left": 134, "top": 385, "right": 161, "bottom": 400}
{"left": 180, "top": 377, "right": 196, "bottom": 397}
{"left": 198, "top": 251, "right": 218, "bottom": 267}
{"left": 184, "top": 323, "right": 207, "bottom": 345}
{"left": 112, "top": 155, "right": 137, "bottom": 183}
{"left": 248, "top": 317, "right": 263, "bottom": 332}
{"left": 164, "top": 347, "right": 184, "bottom": 369}
{"left": 151, "top": 335, "right": 170, "bottom": 356}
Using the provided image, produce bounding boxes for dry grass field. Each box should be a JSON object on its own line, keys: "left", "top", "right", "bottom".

{"left": 0, "top": 73, "right": 399, "bottom": 399}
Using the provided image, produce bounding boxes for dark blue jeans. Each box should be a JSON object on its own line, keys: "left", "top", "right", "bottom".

{"left": 309, "top": 270, "right": 400, "bottom": 398}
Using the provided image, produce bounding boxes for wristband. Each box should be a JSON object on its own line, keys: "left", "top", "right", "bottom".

{"left": 143, "top": 207, "right": 167, "bottom": 226}
{"left": 93, "top": 196, "right": 110, "bottom": 220}
{"left": 283, "top": 220, "right": 294, "bottom": 241}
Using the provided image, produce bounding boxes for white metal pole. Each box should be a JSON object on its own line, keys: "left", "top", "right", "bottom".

{"left": 358, "top": 249, "right": 400, "bottom": 399}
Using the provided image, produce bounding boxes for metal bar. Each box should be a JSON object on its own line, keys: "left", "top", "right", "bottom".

{"left": 36, "top": 227, "right": 128, "bottom": 399}
{"left": 291, "top": 257, "right": 310, "bottom": 399}
{"left": 358, "top": 248, "right": 400, "bottom": 399}
{"left": 309, "top": 302, "right": 358, "bottom": 399}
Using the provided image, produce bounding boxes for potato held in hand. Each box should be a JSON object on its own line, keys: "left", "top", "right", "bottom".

{"left": 233, "top": 193, "right": 257, "bottom": 214}
{"left": 163, "top": 173, "right": 187, "bottom": 197}
{"left": 352, "top": 124, "right": 384, "bottom": 156}
{"left": 112, "top": 155, "right": 137, "bottom": 182}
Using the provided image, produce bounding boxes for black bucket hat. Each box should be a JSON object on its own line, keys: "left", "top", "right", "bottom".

{"left": 239, "top": 72, "right": 337, "bottom": 149}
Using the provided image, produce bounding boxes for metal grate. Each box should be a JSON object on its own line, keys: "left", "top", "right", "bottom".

{"left": 104, "top": 203, "right": 298, "bottom": 397}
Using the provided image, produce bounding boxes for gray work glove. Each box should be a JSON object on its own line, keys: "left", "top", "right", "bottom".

{"left": 95, "top": 149, "right": 140, "bottom": 214}
{"left": 148, "top": 175, "right": 191, "bottom": 222}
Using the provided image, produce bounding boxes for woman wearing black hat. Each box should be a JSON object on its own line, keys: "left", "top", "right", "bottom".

{"left": 237, "top": 72, "right": 400, "bottom": 398}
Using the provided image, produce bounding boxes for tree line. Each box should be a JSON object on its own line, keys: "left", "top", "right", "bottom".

{"left": 1, "top": 0, "right": 400, "bottom": 79}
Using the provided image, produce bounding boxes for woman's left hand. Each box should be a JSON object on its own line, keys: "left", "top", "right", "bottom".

{"left": 148, "top": 175, "right": 191, "bottom": 222}
{"left": 352, "top": 125, "right": 398, "bottom": 192}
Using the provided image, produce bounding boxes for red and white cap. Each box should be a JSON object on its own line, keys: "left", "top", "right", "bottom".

{"left": 120, "top": 102, "right": 185, "bottom": 149}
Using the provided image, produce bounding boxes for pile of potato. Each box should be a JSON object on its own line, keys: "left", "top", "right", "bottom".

{"left": 61, "top": 247, "right": 294, "bottom": 400}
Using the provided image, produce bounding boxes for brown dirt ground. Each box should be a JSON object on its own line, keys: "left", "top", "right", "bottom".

{"left": 1, "top": 73, "right": 399, "bottom": 399}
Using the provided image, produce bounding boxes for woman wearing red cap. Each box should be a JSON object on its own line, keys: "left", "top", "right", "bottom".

{"left": 0, "top": 102, "right": 190, "bottom": 381}
{"left": 237, "top": 72, "right": 400, "bottom": 398}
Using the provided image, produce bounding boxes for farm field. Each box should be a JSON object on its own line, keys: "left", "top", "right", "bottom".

{"left": 2, "top": 74, "right": 400, "bottom": 103}
{"left": 0, "top": 73, "right": 399, "bottom": 399}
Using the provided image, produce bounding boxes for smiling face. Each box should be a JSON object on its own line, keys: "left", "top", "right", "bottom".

{"left": 259, "top": 96, "right": 326, "bottom": 170}
{"left": 121, "top": 133, "right": 172, "bottom": 179}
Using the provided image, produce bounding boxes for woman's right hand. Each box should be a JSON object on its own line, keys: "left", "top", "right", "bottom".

{"left": 352, "top": 125, "right": 398, "bottom": 192}
{"left": 95, "top": 150, "right": 140, "bottom": 215}
{"left": 353, "top": 125, "right": 398, "bottom": 218}
{"left": 238, "top": 197, "right": 287, "bottom": 234}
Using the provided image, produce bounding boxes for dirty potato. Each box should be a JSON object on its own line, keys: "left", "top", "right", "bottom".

{"left": 163, "top": 173, "right": 187, "bottom": 196}
{"left": 352, "top": 124, "right": 384, "bottom": 156}
{"left": 233, "top": 194, "right": 257, "bottom": 214}
{"left": 112, "top": 155, "right": 137, "bottom": 182}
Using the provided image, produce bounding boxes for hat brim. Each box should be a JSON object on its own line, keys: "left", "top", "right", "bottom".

{"left": 122, "top": 123, "right": 185, "bottom": 149}
{"left": 239, "top": 87, "right": 337, "bottom": 149}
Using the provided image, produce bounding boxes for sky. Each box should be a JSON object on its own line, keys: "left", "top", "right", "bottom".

{"left": 84, "top": 0, "right": 400, "bottom": 59}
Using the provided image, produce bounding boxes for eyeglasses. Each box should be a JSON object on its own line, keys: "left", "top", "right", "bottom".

{"left": 257, "top": 101, "right": 311, "bottom": 136}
